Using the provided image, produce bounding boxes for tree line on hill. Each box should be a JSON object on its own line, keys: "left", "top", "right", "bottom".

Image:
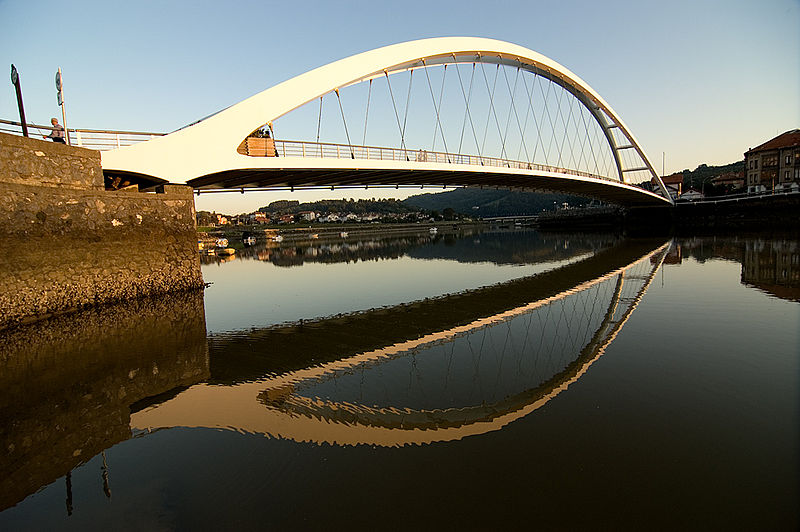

{"left": 258, "top": 198, "right": 416, "bottom": 215}
{"left": 402, "top": 188, "right": 590, "bottom": 217}
{"left": 676, "top": 161, "right": 745, "bottom": 196}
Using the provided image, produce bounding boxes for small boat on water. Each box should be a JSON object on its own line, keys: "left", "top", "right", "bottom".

{"left": 215, "top": 238, "right": 229, "bottom": 248}
{"left": 310, "top": 234, "right": 319, "bottom": 239}
{"left": 270, "top": 235, "right": 284, "bottom": 243}
{"left": 243, "top": 236, "right": 256, "bottom": 246}
{"left": 339, "top": 231, "right": 348, "bottom": 238}
{"left": 217, "top": 247, "right": 236, "bottom": 256}
{"left": 429, "top": 227, "right": 438, "bottom": 234}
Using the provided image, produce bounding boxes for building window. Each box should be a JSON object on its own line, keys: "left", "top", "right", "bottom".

{"left": 787, "top": 155, "right": 792, "bottom": 165}
{"left": 786, "top": 171, "right": 790, "bottom": 180}
{"left": 755, "top": 160, "right": 758, "bottom": 169}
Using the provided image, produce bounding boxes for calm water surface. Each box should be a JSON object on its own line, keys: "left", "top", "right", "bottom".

{"left": 1, "top": 228, "right": 797, "bottom": 530}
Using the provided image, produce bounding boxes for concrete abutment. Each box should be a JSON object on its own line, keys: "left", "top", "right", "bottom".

{"left": 0, "top": 132, "right": 203, "bottom": 329}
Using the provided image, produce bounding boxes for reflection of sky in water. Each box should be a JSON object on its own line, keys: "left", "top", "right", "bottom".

{"left": 293, "top": 274, "right": 620, "bottom": 411}
{"left": 202, "top": 253, "right": 589, "bottom": 334}
{"left": 3, "top": 237, "right": 799, "bottom": 530}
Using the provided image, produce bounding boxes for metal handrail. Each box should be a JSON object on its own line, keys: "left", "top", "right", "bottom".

{"left": 0, "top": 118, "right": 164, "bottom": 150}
{"left": 270, "top": 139, "right": 623, "bottom": 184}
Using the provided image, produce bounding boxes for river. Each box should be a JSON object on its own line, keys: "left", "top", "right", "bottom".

{"left": 1, "top": 227, "right": 797, "bottom": 529}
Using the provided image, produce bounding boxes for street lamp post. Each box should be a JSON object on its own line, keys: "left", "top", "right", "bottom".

{"left": 10, "top": 64, "right": 28, "bottom": 137}
{"left": 56, "top": 68, "right": 70, "bottom": 145}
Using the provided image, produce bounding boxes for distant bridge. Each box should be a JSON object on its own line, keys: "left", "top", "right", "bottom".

{"left": 98, "top": 37, "right": 673, "bottom": 207}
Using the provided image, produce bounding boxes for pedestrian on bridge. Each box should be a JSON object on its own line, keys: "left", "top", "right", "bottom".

{"left": 43, "top": 118, "right": 65, "bottom": 143}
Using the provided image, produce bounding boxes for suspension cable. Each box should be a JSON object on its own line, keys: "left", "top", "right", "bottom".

{"left": 578, "top": 101, "right": 602, "bottom": 176}
{"left": 516, "top": 70, "right": 534, "bottom": 164}
{"left": 502, "top": 64, "right": 531, "bottom": 164}
{"left": 334, "top": 88, "right": 355, "bottom": 159}
{"left": 401, "top": 69, "right": 414, "bottom": 160}
{"left": 551, "top": 81, "right": 569, "bottom": 167}
{"left": 522, "top": 71, "right": 545, "bottom": 165}
{"left": 362, "top": 79, "right": 372, "bottom": 146}
{"left": 453, "top": 59, "right": 482, "bottom": 162}
{"left": 316, "top": 96, "right": 323, "bottom": 143}
{"left": 562, "top": 96, "right": 581, "bottom": 172}
{"left": 437, "top": 65, "right": 448, "bottom": 157}
{"left": 422, "top": 60, "right": 450, "bottom": 157}
{"left": 479, "top": 61, "right": 508, "bottom": 161}
{"left": 316, "top": 96, "right": 324, "bottom": 156}
{"left": 537, "top": 70, "right": 557, "bottom": 164}
{"left": 496, "top": 62, "right": 521, "bottom": 166}
{"left": 384, "top": 70, "right": 408, "bottom": 155}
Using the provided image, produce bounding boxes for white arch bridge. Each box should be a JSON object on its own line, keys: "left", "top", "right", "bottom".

{"left": 101, "top": 37, "right": 673, "bottom": 207}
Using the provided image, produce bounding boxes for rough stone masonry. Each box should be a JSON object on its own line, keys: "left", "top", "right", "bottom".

{"left": 0, "top": 132, "right": 204, "bottom": 329}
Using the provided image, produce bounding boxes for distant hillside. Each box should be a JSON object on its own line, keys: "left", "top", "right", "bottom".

{"left": 402, "top": 188, "right": 591, "bottom": 217}
{"left": 258, "top": 198, "right": 415, "bottom": 215}
{"left": 679, "top": 161, "right": 744, "bottom": 188}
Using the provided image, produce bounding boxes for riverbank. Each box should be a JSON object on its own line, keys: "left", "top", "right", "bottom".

{"left": 672, "top": 192, "right": 800, "bottom": 229}
{"left": 535, "top": 192, "right": 800, "bottom": 233}
{"left": 199, "top": 220, "right": 487, "bottom": 248}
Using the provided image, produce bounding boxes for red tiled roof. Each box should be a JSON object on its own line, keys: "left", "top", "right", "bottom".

{"left": 746, "top": 129, "right": 800, "bottom": 154}
{"left": 658, "top": 173, "right": 684, "bottom": 185}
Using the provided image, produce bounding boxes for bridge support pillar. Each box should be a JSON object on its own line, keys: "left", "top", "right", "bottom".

{"left": 0, "top": 132, "right": 204, "bottom": 329}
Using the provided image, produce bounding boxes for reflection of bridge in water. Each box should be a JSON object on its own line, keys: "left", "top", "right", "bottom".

{"left": 133, "top": 239, "right": 669, "bottom": 446}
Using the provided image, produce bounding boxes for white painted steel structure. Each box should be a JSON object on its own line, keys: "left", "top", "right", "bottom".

{"left": 100, "top": 37, "right": 672, "bottom": 206}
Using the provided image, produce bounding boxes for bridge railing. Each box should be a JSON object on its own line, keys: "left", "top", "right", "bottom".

{"left": 0, "top": 118, "right": 164, "bottom": 150}
{"left": 272, "top": 139, "right": 618, "bottom": 183}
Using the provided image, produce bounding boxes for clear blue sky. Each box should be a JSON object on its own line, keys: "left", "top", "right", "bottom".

{"left": 2, "top": 0, "right": 798, "bottom": 214}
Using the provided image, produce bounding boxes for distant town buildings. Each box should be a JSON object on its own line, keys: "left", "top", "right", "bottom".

{"left": 198, "top": 208, "right": 435, "bottom": 227}
{"left": 711, "top": 171, "right": 744, "bottom": 191}
{"left": 655, "top": 172, "right": 684, "bottom": 199}
{"left": 679, "top": 188, "right": 704, "bottom": 201}
{"left": 744, "top": 129, "right": 800, "bottom": 194}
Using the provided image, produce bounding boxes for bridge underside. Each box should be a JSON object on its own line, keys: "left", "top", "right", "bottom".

{"left": 188, "top": 168, "right": 668, "bottom": 207}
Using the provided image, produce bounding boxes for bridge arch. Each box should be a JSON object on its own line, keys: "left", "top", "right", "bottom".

{"left": 101, "top": 37, "right": 672, "bottom": 204}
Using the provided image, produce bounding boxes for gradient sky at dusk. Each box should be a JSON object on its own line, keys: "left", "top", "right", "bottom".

{"left": 1, "top": 0, "right": 797, "bottom": 213}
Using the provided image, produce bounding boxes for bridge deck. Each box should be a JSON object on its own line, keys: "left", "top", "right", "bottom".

{"left": 180, "top": 139, "right": 671, "bottom": 207}
{"left": 187, "top": 164, "right": 668, "bottom": 207}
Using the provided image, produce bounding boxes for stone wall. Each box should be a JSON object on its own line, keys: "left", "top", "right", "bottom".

{"left": 673, "top": 193, "right": 800, "bottom": 229}
{"left": 0, "top": 132, "right": 204, "bottom": 328}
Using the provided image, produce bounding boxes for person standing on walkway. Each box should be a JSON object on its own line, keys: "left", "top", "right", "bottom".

{"left": 43, "top": 117, "right": 65, "bottom": 143}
